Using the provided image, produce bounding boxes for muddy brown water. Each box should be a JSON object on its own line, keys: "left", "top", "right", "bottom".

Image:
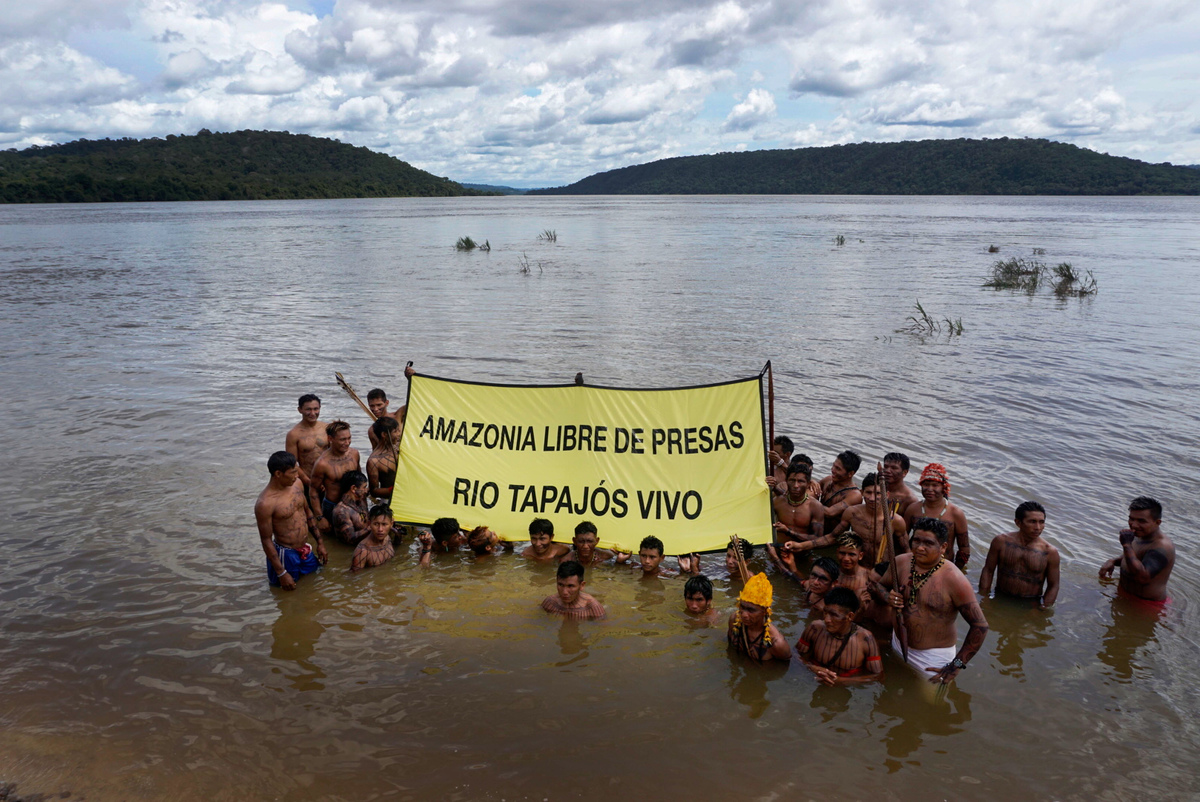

{"left": 1, "top": 195, "right": 1198, "bottom": 800}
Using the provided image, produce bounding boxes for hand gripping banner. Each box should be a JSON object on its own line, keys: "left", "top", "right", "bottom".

{"left": 391, "top": 372, "right": 773, "bottom": 554}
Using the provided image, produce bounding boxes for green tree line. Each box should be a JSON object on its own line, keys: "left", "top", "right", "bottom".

{"left": 0, "top": 129, "right": 488, "bottom": 203}
{"left": 529, "top": 138, "right": 1200, "bottom": 196}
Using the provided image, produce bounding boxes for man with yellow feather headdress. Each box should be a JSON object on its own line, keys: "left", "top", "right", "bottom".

{"left": 727, "top": 573, "right": 792, "bottom": 662}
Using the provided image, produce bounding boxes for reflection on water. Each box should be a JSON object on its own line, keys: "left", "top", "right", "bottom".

{"left": 727, "top": 658, "right": 789, "bottom": 719}
{"left": 1096, "top": 591, "right": 1170, "bottom": 683}
{"left": 983, "top": 596, "right": 1055, "bottom": 681}
{"left": 269, "top": 590, "right": 333, "bottom": 690}
{"left": 2, "top": 196, "right": 1199, "bottom": 800}
{"left": 876, "top": 663, "right": 975, "bottom": 764}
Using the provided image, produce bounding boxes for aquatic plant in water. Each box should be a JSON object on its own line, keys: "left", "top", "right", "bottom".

{"left": 984, "top": 257, "right": 1046, "bottom": 293}
{"left": 899, "top": 301, "right": 963, "bottom": 337}
{"left": 517, "top": 252, "right": 543, "bottom": 275}
{"left": 984, "top": 257, "right": 1097, "bottom": 298}
{"left": 538, "top": 229, "right": 557, "bottom": 243}
{"left": 1051, "top": 263, "right": 1097, "bottom": 297}
{"left": 456, "top": 236, "right": 490, "bottom": 251}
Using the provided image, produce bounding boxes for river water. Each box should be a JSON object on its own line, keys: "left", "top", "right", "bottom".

{"left": 1, "top": 195, "right": 1198, "bottom": 801}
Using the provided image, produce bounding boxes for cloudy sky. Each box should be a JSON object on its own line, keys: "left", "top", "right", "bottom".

{"left": 3, "top": 0, "right": 1198, "bottom": 186}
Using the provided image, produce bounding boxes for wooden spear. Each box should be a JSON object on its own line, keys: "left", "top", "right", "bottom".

{"left": 335, "top": 372, "right": 377, "bottom": 422}
{"left": 878, "top": 462, "right": 909, "bottom": 664}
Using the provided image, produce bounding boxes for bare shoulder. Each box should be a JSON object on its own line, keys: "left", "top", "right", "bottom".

{"left": 801, "top": 619, "right": 826, "bottom": 638}
{"left": 942, "top": 563, "right": 976, "bottom": 598}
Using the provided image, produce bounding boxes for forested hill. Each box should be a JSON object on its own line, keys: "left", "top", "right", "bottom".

{"left": 528, "top": 138, "right": 1200, "bottom": 195}
{"left": 0, "top": 130, "right": 482, "bottom": 203}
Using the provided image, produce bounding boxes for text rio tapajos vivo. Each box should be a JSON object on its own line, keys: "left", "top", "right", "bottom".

{"left": 452, "top": 479, "right": 704, "bottom": 521}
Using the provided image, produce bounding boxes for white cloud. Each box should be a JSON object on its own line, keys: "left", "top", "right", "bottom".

{"left": 0, "top": 0, "right": 1197, "bottom": 181}
{"left": 723, "top": 87, "right": 775, "bottom": 131}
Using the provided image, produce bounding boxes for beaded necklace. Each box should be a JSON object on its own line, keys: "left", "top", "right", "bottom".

{"left": 909, "top": 556, "right": 945, "bottom": 605}
{"left": 786, "top": 489, "right": 808, "bottom": 507}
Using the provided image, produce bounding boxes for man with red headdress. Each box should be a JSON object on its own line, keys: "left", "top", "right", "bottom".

{"left": 902, "top": 463, "right": 971, "bottom": 569}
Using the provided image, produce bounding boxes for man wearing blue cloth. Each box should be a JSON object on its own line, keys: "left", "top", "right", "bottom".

{"left": 256, "top": 451, "right": 328, "bottom": 590}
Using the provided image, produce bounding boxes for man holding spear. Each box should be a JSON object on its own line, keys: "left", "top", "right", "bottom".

{"left": 879, "top": 517, "right": 989, "bottom": 684}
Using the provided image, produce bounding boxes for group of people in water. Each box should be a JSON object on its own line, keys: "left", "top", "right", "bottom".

{"left": 254, "top": 378, "right": 1177, "bottom": 688}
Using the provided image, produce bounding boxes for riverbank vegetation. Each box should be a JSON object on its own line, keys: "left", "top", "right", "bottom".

{"left": 0, "top": 130, "right": 488, "bottom": 203}
{"left": 529, "top": 138, "right": 1200, "bottom": 196}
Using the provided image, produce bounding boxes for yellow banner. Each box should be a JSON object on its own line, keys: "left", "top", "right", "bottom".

{"left": 391, "top": 374, "right": 772, "bottom": 554}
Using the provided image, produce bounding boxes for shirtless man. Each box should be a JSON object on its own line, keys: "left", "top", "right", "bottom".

{"left": 631, "top": 536, "right": 676, "bottom": 579}
{"left": 979, "top": 501, "right": 1061, "bottom": 609}
{"left": 562, "top": 521, "right": 615, "bottom": 566}
{"left": 796, "top": 587, "right": 883, "bottom": 685}
{"left": 254, "top": 451, "right": 328, "bottom": 590}
{"left": 541, "top": 560, "right": 606, "bottom": 620}
{"left": 521, "top": 518, "right": 571, "bottom": 562}
{"left": 793, "top": 473, "right": 907, "bottom": 566}
{"left": 801, "top": 557, "right": 840, "bottom": 614}
{"left": 833, "top": 533, "right": 875, "bottom": 619}
{"left": 684, "top": 575, "right": 721, "bottom": 627}
{"left": 351, "top": 505, "right": 397, "bottom": 572}
{"left": 308, "top": 420, "right": 361, "bottom": 533}
{"left": 416, "top": 516, "right": 467, "bottom": 566}
{"left": 284, "top": 394, "right": 327, "bottom": 486}
{"left": 725, "top": 538, "right": 755, "bottom": 583}
{"left": 882, "top": 452, "right": 919, "bottom": 516}
{"left": 366, "top": 416, "right": 400, "bottom": 503}
{"left": 429, "top": 517, "right": 466, "bottom": 552}
{"left": 1100, "top": 496, "right": 1175, "bottom": 604}
{"left": 467, "top": 526, "right": 513, "bottom": 557}
{"left": 792, "top": 454, "right": 823, "bottom": 499}
{"left": 769, "top": 463, "right": 824, "bottom": 577}
{"left": 903, "top": 463, "right": 970, "bottom": 570}
{"left": 727, "top": 573, "right": 791, "bottom": 662}
{"left": 366, "top": 388, "right": 407, "bottom": 448}
{"left": 331, "top": 470, "right": 371, "bottom": 546}
{"left": 766, "top": 435, "right": 794, "bottom": 495}
{"left": 819, "top": 451, "right": 864, "bottom": 532}
{"left": 880, "top": 517, "right": 989, "bottom": 684}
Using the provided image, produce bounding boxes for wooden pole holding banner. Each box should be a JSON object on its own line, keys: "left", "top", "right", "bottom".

{"left": 335, "top": 372, "right": 377, "bottom": 422}
{"left": 766, "top": 360, "right": 775, "bottom": 448}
